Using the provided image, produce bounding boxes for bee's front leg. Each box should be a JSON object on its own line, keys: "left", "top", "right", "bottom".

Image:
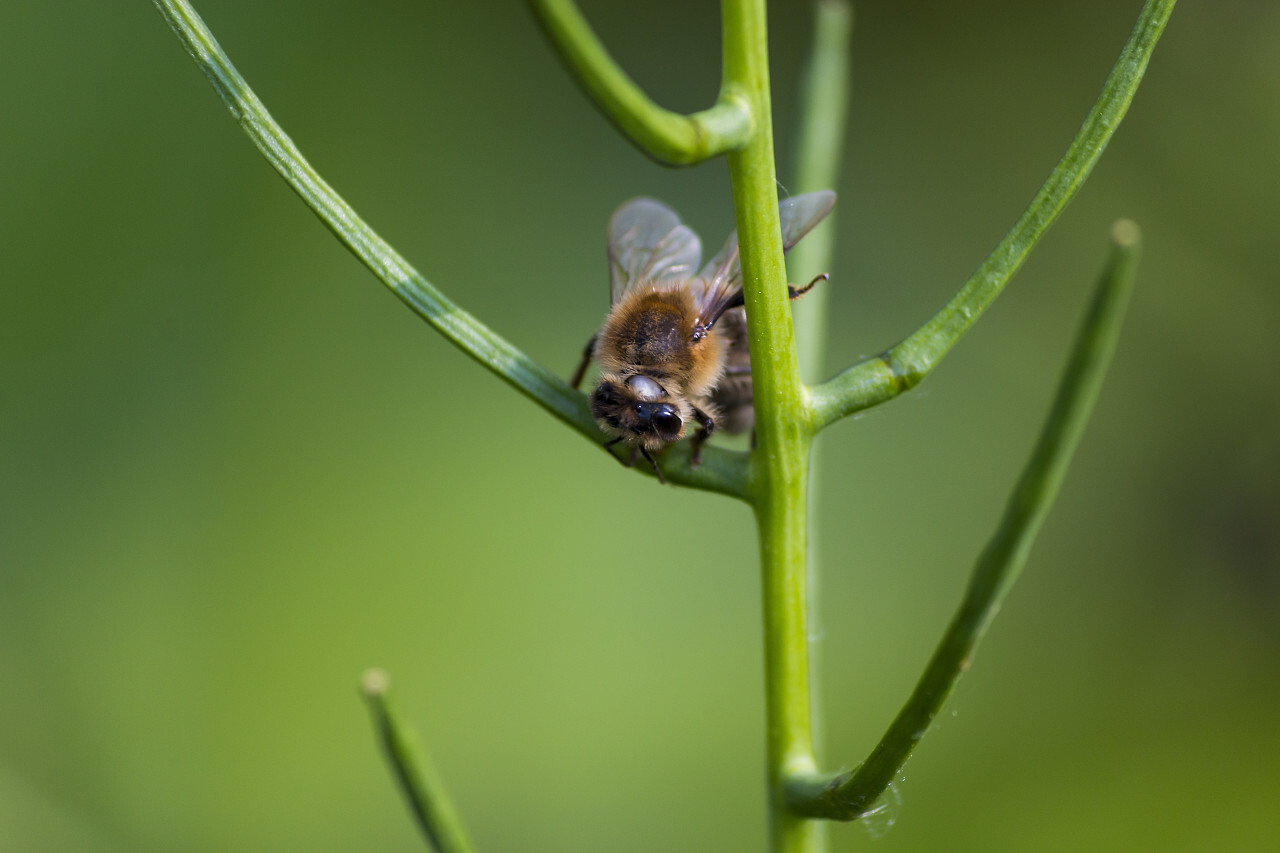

{"left": 605, "top": 439, "right": 664, "bottom": 484}
{"left": 637, "top": 446, "right": 667, "bottom": 484}
{"left": 602, "top": 435, "right": 632, "bottom": 468}
{"left": 689, "top": 407, "right": 715, "bottom": 467}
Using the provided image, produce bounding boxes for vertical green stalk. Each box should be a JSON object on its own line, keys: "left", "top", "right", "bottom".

{"left": 789, "top": 0, "right": 853, "bottom": 384}
{"left": 723, "top": 1, "right": 818, "bottom": 850}
{"left": 788, "top": 1, "right": 853, "bottom": 795}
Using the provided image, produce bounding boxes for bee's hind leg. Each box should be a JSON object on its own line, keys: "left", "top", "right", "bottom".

{"left": 788, "top": 272, "right": 829, "bottom": 300}
{"left": 689, "top": 407, "right": 715, "bottom": 468}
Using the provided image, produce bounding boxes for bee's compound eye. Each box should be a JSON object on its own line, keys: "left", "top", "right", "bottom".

{"left": 590, "top": 385, "right": 626, "bottom": 429}
{"left": 652, "top": 406, "right": 682, "bottom": 441}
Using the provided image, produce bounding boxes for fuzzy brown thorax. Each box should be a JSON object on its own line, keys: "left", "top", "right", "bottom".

{"left": 595, "top": 284, "right": 726, "bottom": 398}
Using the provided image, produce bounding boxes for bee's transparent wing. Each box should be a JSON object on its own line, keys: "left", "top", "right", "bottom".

{"left": 608, "top": 198, "right": 703, "bottom": 305}
{"left": 695, "top": 190, "right": 837, "bottom": 326}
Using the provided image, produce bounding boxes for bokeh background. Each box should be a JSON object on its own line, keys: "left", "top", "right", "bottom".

{"left": 2, "top": 1, "right": 1277, "bottom": 850}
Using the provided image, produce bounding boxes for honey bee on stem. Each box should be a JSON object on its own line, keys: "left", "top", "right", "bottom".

{"left": 570, "top": 191, "right": 836, "bottom": 483}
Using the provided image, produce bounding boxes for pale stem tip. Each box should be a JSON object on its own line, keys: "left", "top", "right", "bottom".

{"left": 1110, "top": 218, "right": 1141, "bottom": 247}
{"left": 361, "top": 668, "right": 391, "bottom": 698}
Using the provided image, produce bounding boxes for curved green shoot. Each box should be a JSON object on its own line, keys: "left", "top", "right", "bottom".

{"left": 788, "top": 221, "right": 1143, "bottom": 820}
{"left": 528, "top": 0, "right": 754, "bottom": 165}
{"left": 806, "top": 0, "right": 1175, "bottom": 431}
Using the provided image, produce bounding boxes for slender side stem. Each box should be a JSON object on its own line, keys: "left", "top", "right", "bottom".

{"left": 153, "top": 0, "right": 748, "bottom": 497}
{"left": 789, "top": 221, "right": 1143, "bottom": 819}
{"left": 807, "top": 0, "right": 1175, "bottom": 431}
{"left": 789, "top": 0, "right": 853, "bottom": 385}
{"left": 528, "top": 0, "right": 753, "bottom": 165}
{"left": 721, "top": 1, "right": 819, "bottom": 850}
{"left": 153, "top": 1, "right": 578, "bottom": 427}
{"left": 361, "top": 670, "right": 475, "bottom": 853}
{"left": 786, "top": 7, "right": 853, "bottom": 846}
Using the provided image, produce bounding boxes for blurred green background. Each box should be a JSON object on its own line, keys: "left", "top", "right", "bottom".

{"left": 2, "top": 1, "right": 1277, "bottom": 850}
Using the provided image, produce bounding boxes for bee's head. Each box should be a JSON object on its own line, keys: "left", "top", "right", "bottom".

{"left": 590, "top": 374, "right": 684, "bottom": 447}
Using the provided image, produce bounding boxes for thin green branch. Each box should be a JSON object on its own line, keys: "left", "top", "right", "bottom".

{"left": 789, "top": 0, "right": 853, "bottom": 385}
{"left": 528, "top": 0, "right": 753, "bottom": 166}
{"left": 650, "top": 441, "right": 752, "bottom": 498}
{"left": 807, "top": 0, "right": 1174, "bottom": 431}
{"left": 153, "top": 1, "right": 578, "bottom": 428}
{"left": 786, "top": 5, "right": 853, "bottom": 838}
{"left": 789, "top": 221, "right": 1143, "bottom": 820}
{"left": 152, "top": 0, "right": 747, "bottom": 497}
{"left": 360, "top": 670, "right": 475, "bottom": 853}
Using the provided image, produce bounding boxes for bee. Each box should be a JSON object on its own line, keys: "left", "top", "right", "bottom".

{"left": 570, "top": 191, "right": 836, "bottom": 483}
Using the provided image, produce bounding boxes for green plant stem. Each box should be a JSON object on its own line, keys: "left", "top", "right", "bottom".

{"left": 361, "top": 670, "right": 475, "bottom": 853}
{"left": 720, "top": 1, "right": 819, "bottom": 850}
{"left": 527, "top": 0, "right": 753, "bottom": 165}
{"left": 152, "top": 0, "right": 747, "bottom": 497}
{"left": 153, "top": 1, "right": 577, "bottom": 427}
{"left": 807, "top": 0, "right": 1175, "bottom": 431}
{"left": 789, "top": 221, "right": 1143, "bottom": 820}
{"left": 785, "top": 7, "right": 853, "bottom": 847}
{"left": 789, "top": 0, "right": 853, "bottom": 385}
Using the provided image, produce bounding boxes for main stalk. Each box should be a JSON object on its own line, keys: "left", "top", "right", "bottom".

{"left": 721, "top": 1, "right": 820, "bottom": 850}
